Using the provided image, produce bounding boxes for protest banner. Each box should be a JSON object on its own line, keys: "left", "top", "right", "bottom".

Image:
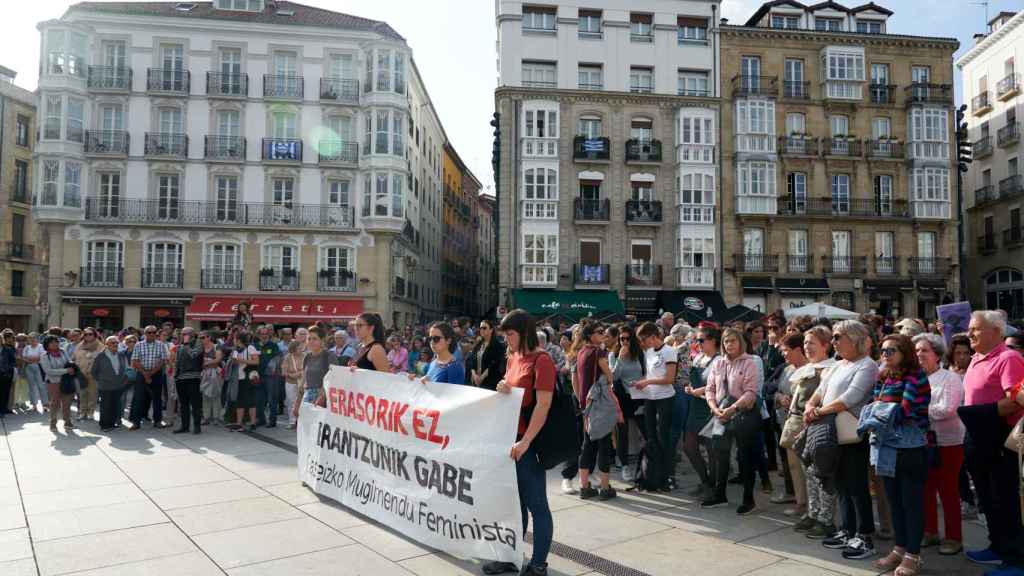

{"left": 297, "top": 367, "right": 525, "bottom": 564}
{"left": 937, "top": 301, "right": 972, "bottom": 348}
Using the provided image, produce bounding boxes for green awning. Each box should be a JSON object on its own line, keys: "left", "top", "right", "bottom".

{"left": 512, "top": 289, "right": 624, "bottom": 320}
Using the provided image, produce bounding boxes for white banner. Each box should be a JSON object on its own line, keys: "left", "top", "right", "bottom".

{"left": 297, "top": 367, "right": 524, "bottom": 563}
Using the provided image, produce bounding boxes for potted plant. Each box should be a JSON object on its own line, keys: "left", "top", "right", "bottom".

{"left": 259, "top": 267, "right": 275, "bottom": 277}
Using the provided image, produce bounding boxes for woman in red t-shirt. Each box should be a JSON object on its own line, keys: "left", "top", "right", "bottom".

{"left": 483, "top": 309, "right": 554, "bottom": 576}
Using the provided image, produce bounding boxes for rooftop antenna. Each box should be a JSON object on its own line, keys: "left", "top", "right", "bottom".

{"left": 971, "top": 0, "right": 989, "bottom": 29}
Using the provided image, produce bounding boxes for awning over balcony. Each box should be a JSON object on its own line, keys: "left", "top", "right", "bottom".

{"left": 186, "top": 296, "right": 363, "bottom": 323}
{"left": 741, "top": 278, "right": 774, "bottom": 292}
{"left": 511, "top": 289, "right": 623, "bottom": 320}
{"left": 658, "top": 290, "right": 729, "bottom": 324}
{"left": 776, "top": 278, "right": 830, "bottom": 294}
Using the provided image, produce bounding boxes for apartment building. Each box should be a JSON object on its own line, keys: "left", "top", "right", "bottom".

{"left": 442, "top": 143, "right": 481, "bottom": 318}
{"left": 720, "top": 0, "right": 960, "bottom": 319}
{"left": 32, "top": 0, "right": 451, "bottom": 330}
{"left": 495, "top": 0, "right": 723, "bottom": 322}
{"left": 0, "top": 67, "right": 40, "bottom": 333}
{"left": 957, "top": 11, "right": 1024, "bottom": 321}
{"left": 477, "top": 193, "right": 498, "bottom": 318}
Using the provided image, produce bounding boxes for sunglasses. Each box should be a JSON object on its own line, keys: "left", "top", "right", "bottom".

{"left": 619, "top": 335, "right": 630, "bottom": 341}
{"left": 145, "top": 331, "right": 157, "bottom": 335}
{"left": 831, "top": 333, "right": 843, "bottom": 341}
{"left": 696, "top": 338, "right": 706, "bottom": 343}
{"left": 880, "top": 347, "right": 898, "bottom": 357}
{"left": 427, "top": 335, "right": 444, "bottom": 343}
{"left": 479, "top": 326, "right": 490, "bottom": 331}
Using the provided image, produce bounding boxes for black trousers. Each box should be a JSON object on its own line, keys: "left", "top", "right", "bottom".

{"left": 713, "top": 422, "right": 760, "bottom": 504}
{"left": 99, "top": 387, "right": 124, "bottom": 429}
{"left": 579, "top": 433, "right": 614, "bottom": 474}
{"left": 561, "top": 413, "right": 583, "bottom": 480}
{"left": 966, "top": 435, "right": 1023, "bottom": 565}
{"left": 883, "top": 447, "right": 928, "bottom": 556}
{"left": 175, "top": 378, "right": 202, "bottom": 432}
{"left": 130, "top": 372, "right": 164, "bottom": 424}
{"left": 836, "top": 439, "right": 876, "bottom": 536}
{"left": 613, "top": 379, "right": 641, "bottom": 467}
{"left": 0, "top": 373, "right": 12, "bottom": 414}
{"left": 643, "top": 397, "right": 674, "bottom": 490}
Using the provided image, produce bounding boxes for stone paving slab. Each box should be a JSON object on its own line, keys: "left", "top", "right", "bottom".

{"left": 20, "top": 482, "right": 147, "bottom": 515}
{"left": 341, "top": 522, "right": 434, "bottom": 562}
{"left": 594, "top": 528, "right": 782, "bottom": 576}
{"left": 34, "top": 523, "right": 197, "bottom": 576}
{"left": 148, "top": 478, "right": 269, "bottom": 511}
{"left": 0, "top": 527, "right": 32, "bottom": 563}
{"left": 192, "top": 516, "right": 354, "bottom": 569}
{"left": 116, "top": 453, "right": 239, "bottom": 490}
{"left": 226, "top": 544, "right": 407, "bottom": 576}
{"left": 59, "top": 551, "right": 225, "bottom": 576}
{"left": 167, "top": 495, "right": 305, "bottom": 536}
{"left": 0, "top": 557, "right": 37, "bottom": 576}
{"left": 26, "top": 499, "right": 167, "bottom": 541}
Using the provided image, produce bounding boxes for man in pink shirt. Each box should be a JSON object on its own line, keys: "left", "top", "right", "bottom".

{"left": 960, "top": 310, "right": 1024, "bottom": 571}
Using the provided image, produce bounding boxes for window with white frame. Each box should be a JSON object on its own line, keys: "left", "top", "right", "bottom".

{"left": 678, "top": 70, "right": 709, "bottom": 96}
{"left": 204, "top": 243, "right": 241, "bottom": 284}
{"left": 521, "top": 234, "right": 558, "bottom": 284}
{"left": 911, "top": 167, "right": 951, "bottom": 218}
{"left": 63, "top": 161, "right": 81, "bottom": 207}
{"left": 95, "top": 172, "right": 120, "bottom": 217}
{"left": 771, "top": 14, "right": 800, "bottom": 29}
{"left": 679, "top": 172, "right": 715, "bottom": 224}
{"left": 789, "top": 230, "right": 808, "bottom": 272}
{"left": 578, "top": 64, "right": 603, "bottom": 89}
{"left": 156, "top": 174, "right": 179, "bottom": 220}
{"left": 271, "top": 177, "right": 294, "bottom": 223}
{"left": 909, "top": 108, "right": 949, "bottom": 159}
{"left": 815, "top": 17, "right": 843, "bottom": 31}
{"left": 524, "top": 107, "right": 558, "bottom": 137}
{"left": 577, "top": 116, "right": 602, "bottom": 138}
{"left": 522, "top": 167, "right": 558, "bottom": 219}
{"left": 856, "top": 19, "right": 883, "bottom": 34}
{"left": 393, "top": 52, "right": 405, "bottom": 94}
{"left": 320, "top": 246, "right": 355, "bottom": 289}
{"left": 44, "top": 95, "right": 62, "bottom": 140}
{"left": 374, "top": 49, "right": 391, "bottom": 92}
{"left": 578, "top": 9, "right": 601, "bottom": 36}
{"left": 735, "top": 99, "right": 776, "bottom": 152}
{"left": 86, "top": 241, "right": 123, "bottom": 283}
{"left": 215, "top": 175, "right": 238, "bottom": 222}
{"left": 786, "top": 113, "right": 806, "bottom": 135}
{"left": 630, "top": 13, "right": 653, "bottom": 40}
{"left": 736, "top": 160, "right": 777, "bottom": 214}
{"left": 522, "top": 6, "right": 556, "bottom": 31}
{"left": 875, "top": 231, "right": 895, "bottom": 272}
{"left": 678, "top": 231, "right": 715, "bottom": 287}
{"left": 522, "top": 61, "right": 556, "bottom": 87}
{"left": 821, "top": 47, "right": 865, "bottom": 99}
{"left": 831, "top": 174, "right": 851, "bottom": 213}
{"left": 216, "top": 0, "right": 264, "bottom": 10}
{"left": 45, "top": 29, "right": 86, "bottom": 76}
{"left": 360, "top": 171, "right": 404, "bottom": 219}
{"left": 145, "top": 243, "right": 183, "bottom": 288}
{"left": 263, "top": 244, "right": 298, "bottom": 273}
{"left": 875, "top": 175, "right": 893, "bottom": 214}
{"left": 630, "top": 67, "right": 654, "bottom": 93}
{"left": 677, "top": 17, "right": 708, "bottom": 43}
{"left": 271, "top": 111, "right": 297, "bottom": 139}
{"left": 679, "top": 114, "right": 715, "bottom": 162}
{"left": 66, "top": 98, "right": 83, "bottom": 143}
{"left": 787, "top": 172, "right": 807, "bottom": 213}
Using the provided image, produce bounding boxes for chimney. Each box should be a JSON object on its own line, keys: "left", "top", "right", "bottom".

{"left": 974, "top": 33, "right": 987, "bottom": 45}
{"left": 720, "top": 18, "right": 728, "bottom": 25}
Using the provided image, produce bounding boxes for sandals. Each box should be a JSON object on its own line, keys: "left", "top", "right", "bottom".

{"left": 895, "top": 554, "right": 922, "bottom": 576}
{"left": 874, "top": 549, "right": 904, "bottom": 571}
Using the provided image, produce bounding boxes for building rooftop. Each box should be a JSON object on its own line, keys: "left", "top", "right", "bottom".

{"left": 744, "top": 1, "right": 894, "bottom": 26}
{"left": 66, "top": 1, "right": 403, "bottom": 40}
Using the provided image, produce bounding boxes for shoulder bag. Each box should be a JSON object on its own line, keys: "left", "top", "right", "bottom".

{"left": 521, "top": 351, "right": 580, "bottom": 470}
{"left": 1005, "top": 416, "right": 1023, "bottom": 455}
{"left": 836, "top": 410, "right": 863, "bottom": 445}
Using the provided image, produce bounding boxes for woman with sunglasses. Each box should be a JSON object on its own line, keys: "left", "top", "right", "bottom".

{"left": 610, "top": 324, "right": 643, "bottom": 483}
{"left": 868, "top": 334, "right": 930, "bottom": 576}
{"left": 71, "top": 328, "right": 102, "bottom": 421}
{"left": 682, "top": 327, "right": 721, "bottom": 499}
{"left": 351, "top": 313, "right": 390, "bottom": 372}
{"left": 40, "top": 335, "right": 74, "bottom": 432}
{"left": 574, "top": 322, "right": 620, "bottom": 500}
{"left": 468, "top": 319, "right": 505, "bottom": 390}
{"left": 21, "top": 332, "right": 47, "bottom": 413}
{"left": 420, "top": 322, "right": 465, "bottom": 385}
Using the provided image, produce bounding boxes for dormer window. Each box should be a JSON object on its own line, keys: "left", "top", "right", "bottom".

{"left": 771, "top": 14, "right": 800, "bottom": 29}
{"left": 814, "top": 17, "right": 843, "bottom": 32}
{"left": 216, "top": 0, "right": 264, "bottom": 11}
{"left": 856, "top": 20, "right": 884, "bottom": 34}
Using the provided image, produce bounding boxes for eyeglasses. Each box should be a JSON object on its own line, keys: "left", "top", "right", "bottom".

{"left": 880, "top": 347, "right": 898, "bottom": 357}
{"left": 696, "top": 338, "right": 706, "bottom": 343}
{"left": 619, "top": 335, "right": 630, "bottom": 341}
{"left": 427, "top": 335, "right": 444, "bottom": 343}
{"left": 831, "top": 333, "right": 843, "bottom": 341}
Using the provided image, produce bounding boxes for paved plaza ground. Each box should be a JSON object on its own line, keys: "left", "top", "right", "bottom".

{"left": 0, "top": 411, "right": 994, "bottom": 576}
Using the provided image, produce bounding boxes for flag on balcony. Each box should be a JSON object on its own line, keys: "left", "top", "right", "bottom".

{"left": 265, "top": 139, "right": 299, "bottom": 160}
{"left": 581, "top": 265, "right": 604, "bottom": 283}
{"left": 583, "top": 139, "right": 606, "bottom": 152}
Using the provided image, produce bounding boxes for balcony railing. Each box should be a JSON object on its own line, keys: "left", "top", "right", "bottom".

{"left": 974, "top": 136, "right": 993, "bottom": 158}
{"left": 146, "top": 68, "right": 190, "bottom": 94}
{"left": 625, "top": 200, "right": 662, "bottom": 223}
{"left": 204, "top": 135, "right": 245, "bottom": 161}
{"left": 825, "top": 138, "right": 862, "bottom": 157}
{"left": 144, "top": 133, "right": 188, "bottom": 157}
{"left": 142, "top": 267, "right": 183, "bottom": 289}
{"left": 734, "top": 253, "right": 779, "bottom": 273}
{"left": 1004, "top": 227, "right": 1024, "bottom": 247}
{"left": 201, "top": 269, "right": 243, "bottom": 290}
{"left": 87, "top": 66, "right": 132, "bottom": 91}
{"left": 573, "top": 136, "right": 610, "bottom": 161}
{"left": 3, "top": 242, "right": 32, "bottom": 261}
{"left": 262, "top": 138, "right": 302, "bottom": 162}
{"left": 787, "top": 255, "right": 811, "bottom": 273}
{"left": 625, "top": 139, "right": 662, "bottom": 162}
{"left": 973, "top": 91, "right": 993, "bottom": 115}
{"left": 206, "top": 72, "right": 248, "bottom": 97}
{"left": 905, "top": 83, "right": 953, "bottom": 107}
{"left": 908, "top": 257, "right": 951, "bottom": 277}
{"left": 259, "top": 270, "right": 300, "bottom": 291}
{"left": 978, "top": 234, "right": 998, "bottom": 254}
{"left": 779, "top": 136, "right": 818, "bottom": 156}
{"left": 869, "top": 84, "right": 896, "bottom": 105}
{"left": 975, "top": 185, "right": 996, "bottom": 206}
{"left": 85, "top": 130, "right": 129, "bottom": 155}
{"left": 84, "top": 197, "right": 356, "bottom": 229}
{"left": 777, "top": 196, "right": 909, "bottom": 218}
{"left": 9, "top": 187, "right": 28, "bottom": 204}
{"left": 574, "top": 198, "right": 610, "bottom": 222}
{"left": 782, "top": 81, "right": 810, "bottom": 99}
{"left": 998, "top": 123, "right": 1020, "bottom": 148}
{"left": 875, "top": 257, "right": 900, "bottom": 275}
{"left": 822, "top": 255, "right": 868, "bottom": 275}
{"left": 318, "top": 140, "right": 358, "bottom": 165}
{"left": 317, "top": 270, "right": 356, "bottom": 292}
{"left": 626, "top": 264, "right": 662, "bottom": 286}
{"left": 866, "top": 139, "right": 903, "bottom": 159}
{"left": 263, "top": 75, "right": 303, "bottom": 99}
{"left": 320, "top": 77, "right": 359, "bottom": 103}
{"left": 998, "top": 73, "right": 1021, "bottom": 100}
{"left": 574, "top": 264, "right": 610, "bottom": 286}
{"left": 732, "top": 75, "right": 777, "bottom": 97}
{"left": 80, "top": 266, "right": 123, "bottom": 288}
{"left": 678, "top": 267, "right": 715, "bottom": 288}
{"left": 999, "top": 175, "right": 1023, "bottom": 199}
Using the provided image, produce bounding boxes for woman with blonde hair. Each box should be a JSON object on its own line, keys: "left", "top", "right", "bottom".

{"left": 282, "top": 339, "right": 304, "bottom": 430}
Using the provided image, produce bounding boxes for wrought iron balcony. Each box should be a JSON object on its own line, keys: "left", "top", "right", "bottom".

{"left": 320, "top": 77, "right": 359, "bottom": 104}
{"left": 998, "top": 73, "right": 1021, "bottom": 100}
{"left": 875, "top": 256, "right": 900, "bottom": 275}
{"left": 262, "top": 138, "right": 302, "bottom": 162}
{"left": 87, "top": 66, "right": 132, "bottom": 91}
{"left": 866, "top": 139, "right": 903, "bottom": 159}
{"left": 204, "top": 135, "right": 245, "bottom": 161}
{"left": 625, "top": 139, "right": 662, "bottom": 162}
{"left": 825, "top": 138, "right": 862, "bottom": 157}
{"left": 732, "top": 75, "right": 777, "bottom": 98}
{"left": 574, "top": 264, "right": 610, "bottom": 286}
{"left": 201, "top": 269, "right": 243, "bottom": 290}
{"left": 259, "top": 270, "right": 300, "bottom": 291}
{"left": 973, "top": 137, "right": 993, "bottom": 159}
{"left": 779, "top": 136, "right": 818, "bottom": 156}
{"left": 263, "top": 74, "right": 303, "bottom": 99}
{"left": 80, "top": 266, "right": 123, "bottom": 288}
{"left": 908, "top": 257, "right": 951, "bottom": 277}
{"left": 317, "top": 140, "right": 358, "bottom": 165}
{"left": 144, "top": 133, "right": 188, "bottom": 158}
{"left": 998, "top": 123, "right": 1020, "bottom": 148}
{"left": 146, "top": 68, "right": 190, "bottom": 94}
{"left": 85, "top": 130, "right": 129, "bottom": 155}
{"left": 625, "top": 200, "right": 662, "bottom": 223}
{"left": 317, "top": 270, "right": 356, "bottom": 292}
{"left": 999, "top": 174, "right": 1023, "bottom": 199}
{"left": 869, "top": 83, "right": 896, "bottom": 105}
{"left": 3, "top": 242, "right": 33, "bottom": 261}
{"left": 573, "top": 136, "right": 610, "bottom": 161}
{"left": 973, "top": 91, "right": 993, "bottom": 116}
{"left": 734, "top": 253, "right": 779, "bottom": 273}
{"left": 206, "top": 72, "right": 248, "bottom": 97}
{"left": 782, "top": 81, "right": 810, "bottom": 99}
{"left": 787, "top": 255, "right": 811, "bottom": 273}
{"left": 84, "top": 197, "right": 356, "bottom": 229}
{"left": 975, "top": 185, "right": 996, "bottom": 206}
{"left": 142, "top": 267, "right": 183, "bottom": 289}
{"left": 1004, "top": 227, "right": 1024, "bottom": 248}
{"left": 978, "top": 234, "right": 998, "bottom": 255}
{"left": 626, "top": 263, "right": 662, "bottom": 286}
{"left": 822, "top": 255, "right": 868, "bottom": 275}
{"left": 574, "top": 198, "right": 610, "bottom": 222}
{"left": 905, "top": 83, "right": 953, "bottom": 107}
{"left": 777, "top": 196, "right": 909, "bottom": 218}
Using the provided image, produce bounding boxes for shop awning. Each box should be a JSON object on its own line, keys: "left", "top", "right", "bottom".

{"left": 659, "top": 290, "right": 729, "bottom": 324}
{"left": 186, "top": 296, "right": 363, "bottom": 323}
{"left": 511, "top": 289, "right": 623, "bottom": 320}
{"left": 776, "top": 278, "right": 830, "bottom": 294}
{"left": 864, "top": 279, "right": 914, "bottom": 292}
{"left": 741, "top": 278, "right": 774, "bottom": 292}
{"left": 722, "top": 304, "right": 765, "bottom": 323}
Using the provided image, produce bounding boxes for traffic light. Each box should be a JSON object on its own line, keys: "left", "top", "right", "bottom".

{"left": 956, "top": 104, "right": 971, "bottom": 173}
{"left": 490, "top": 112, "right": 500, "bottom": 173}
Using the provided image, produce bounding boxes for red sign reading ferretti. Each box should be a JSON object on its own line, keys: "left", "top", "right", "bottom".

{"left": 186, "top": 296, "right": 363, "bottom": 322}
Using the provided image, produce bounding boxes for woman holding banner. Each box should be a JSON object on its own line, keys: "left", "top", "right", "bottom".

{"left": 351, "top": 313, "right": 390, "bottom": 372}
{"left": 485, "top": 309, "right": 554, "bottom": 576}
{"left": 411, "top": 322, "right": 466, "bottom": 385}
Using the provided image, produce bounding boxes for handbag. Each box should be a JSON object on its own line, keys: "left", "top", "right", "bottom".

{"left": 779, "top": 414, "right": 804, "bottom": 449}
{"left": 200, "top": 366, "right": 224, "bottom": 398}
{"left": 836, "top": 410, "right": 863, "bottom": 445}
{"left": 719, "top": 394, "right": 760, "bottom": 437}
{"left": 1005, "top": 417, "right": 1023, "bottom": 455}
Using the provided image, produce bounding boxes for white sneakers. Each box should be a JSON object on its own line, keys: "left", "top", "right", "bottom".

{"left": 561, "top": 479, "right": 578, "bottom": 495}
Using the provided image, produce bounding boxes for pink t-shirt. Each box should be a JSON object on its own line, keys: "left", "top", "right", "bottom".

{"left": 963, "top": 342, "right": 1024, "bottom": 425}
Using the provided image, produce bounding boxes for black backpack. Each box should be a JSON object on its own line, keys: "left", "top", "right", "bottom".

{"left": 521, "top": 351, "right": 581, "bottom": 470}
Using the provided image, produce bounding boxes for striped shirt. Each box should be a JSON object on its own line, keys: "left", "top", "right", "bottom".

{"left": 873, "top": 369, "right": 931, "bottom": 431}
{"left": 133, "top": 339, "right": 168, "bottom": 371}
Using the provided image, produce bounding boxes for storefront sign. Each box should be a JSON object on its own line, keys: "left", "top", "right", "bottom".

{"left": 153, "top": 309, "right": 172, "bottom": 318}
{"left": 91, "top": 308, "right": 111, "bottom": 317}
{"left": 187, "top": 296, "right": 363, "bottom": 322}
{"left": 683, "top": 297, "right": 705, "bottom": 311}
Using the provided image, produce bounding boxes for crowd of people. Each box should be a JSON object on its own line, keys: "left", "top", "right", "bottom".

{"left": 1, "top": 306, "right": 1023, "bottom": 576}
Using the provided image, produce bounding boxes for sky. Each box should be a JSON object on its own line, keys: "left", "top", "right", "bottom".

{"left": 3, "top": 0, "right": 1024, "bottom": 194}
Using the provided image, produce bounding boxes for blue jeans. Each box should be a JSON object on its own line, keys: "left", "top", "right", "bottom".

{"left": 302, "top": 388, "right": 320, "bottom": 404}
{"left": 517, "top": 446, "right": 552, "bottom": 568}
{"left": 264, "top": 375, "right": 284, "bottom": 424}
